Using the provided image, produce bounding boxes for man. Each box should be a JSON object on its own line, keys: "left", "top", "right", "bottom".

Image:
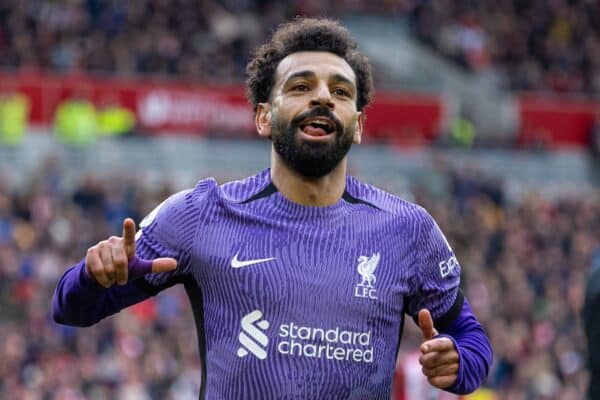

{"left": 53, "top": 17, "right": 492, "bottom": 399}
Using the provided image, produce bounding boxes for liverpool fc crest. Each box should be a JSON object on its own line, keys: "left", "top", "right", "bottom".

{"left": 354, "top": 253, "right": 380, "bottom": 300}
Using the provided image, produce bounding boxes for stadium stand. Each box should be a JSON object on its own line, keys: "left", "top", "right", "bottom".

{"left": 0, "top": 1, "right": 598, "bottom": 399}
{"left": 411, "top": 0, "right": 600, "bottom": 93}
{"left": 1, "top": 1, "right": 599, "bottom": 94}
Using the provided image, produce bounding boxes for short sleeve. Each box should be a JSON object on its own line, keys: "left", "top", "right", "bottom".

{"left": 134, "top": 179, "right": 214, "bottom": 292}
{"left": 406, "top": 208, "right": 461, "bottom": 323}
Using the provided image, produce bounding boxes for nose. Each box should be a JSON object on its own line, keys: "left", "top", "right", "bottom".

{"left": 309, "top": 83, "right": 334, "bottom": 110}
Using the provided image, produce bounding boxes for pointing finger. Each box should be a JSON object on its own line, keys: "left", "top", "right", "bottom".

{"left": 122, "top": 218, "right": 137, "bottom": 259}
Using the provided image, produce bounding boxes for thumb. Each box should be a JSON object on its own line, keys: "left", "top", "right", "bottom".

{"left": 128, "top": 256, "right": 178, "bottom": 280}
{"left": 151, "top": 257, "right": 178, "bottom": 273}
{"left": 418, "top": 309, "right": 437, "bottom": 341}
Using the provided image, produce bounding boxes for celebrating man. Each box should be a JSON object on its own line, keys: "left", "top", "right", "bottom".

{"left": 53, "top": 17, "right": 492, "bottom": 399}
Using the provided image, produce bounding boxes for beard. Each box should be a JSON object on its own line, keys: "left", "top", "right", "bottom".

{"left": 270, "top": 107, "right": 355, "bottom": 178}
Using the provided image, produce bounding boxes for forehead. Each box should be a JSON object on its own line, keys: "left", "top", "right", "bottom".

{"left": 274, "top": 51, "right": 356, "bottom": 87}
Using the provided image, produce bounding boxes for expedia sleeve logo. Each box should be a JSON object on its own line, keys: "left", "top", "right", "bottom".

{"left": 439, "top": 255, "right": 459, "bottom": 278}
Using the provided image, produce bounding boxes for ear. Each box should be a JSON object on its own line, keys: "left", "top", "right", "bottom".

{"left": 352, "top": 112, "right": 364, "bottom": 144}
{"left": 255, "top": 103, "right": 272, "bottom": 139}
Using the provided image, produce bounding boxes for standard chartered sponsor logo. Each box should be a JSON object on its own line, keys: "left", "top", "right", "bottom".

{"left": 237, "top": 310, "right": 270, "bottom": 360}
{"left": 278, "top": 322, "right": 374, "bottom": 363}
{"left": 237, "top": 310, "right": 373, "bottom": 363}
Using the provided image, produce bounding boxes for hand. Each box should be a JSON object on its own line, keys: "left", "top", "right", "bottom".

{"left": 418, "top": 309, "right": 459, "bottom": 389}
{"left": 85, "top": 218, "right": 177, "bottom": 288}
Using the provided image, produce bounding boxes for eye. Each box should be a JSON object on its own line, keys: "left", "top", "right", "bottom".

{"left": 334, "top": 87, "right": 351, "bottom": 97}
{"left": 292, "top": 84, "right": 310, "bottom": 92}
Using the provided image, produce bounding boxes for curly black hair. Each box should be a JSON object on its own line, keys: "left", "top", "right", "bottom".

{"left": 246, "top": 17, "right": 374, "bottom": 113}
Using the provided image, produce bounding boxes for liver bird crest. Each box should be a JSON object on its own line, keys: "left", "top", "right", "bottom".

{"left": 357, "top": 253, "right": 380, "bottom": 287}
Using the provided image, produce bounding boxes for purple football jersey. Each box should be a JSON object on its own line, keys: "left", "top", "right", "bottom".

{"left": 133, "top": 169, "right": 461, "bottom": 399}
{"left": 53, "top": 169, "right": 463, "bottom": 399}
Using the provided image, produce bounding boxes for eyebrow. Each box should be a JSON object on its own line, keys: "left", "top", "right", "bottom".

{"left": 284, "top": 70, "right": 315, "bottom": 82}
{"left": 330, "top": 73, "right": 355, "bottom": 88}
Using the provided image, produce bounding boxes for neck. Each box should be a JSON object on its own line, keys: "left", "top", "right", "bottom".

{"left": 270, "top": 151, "right": 347, "bottom": 207}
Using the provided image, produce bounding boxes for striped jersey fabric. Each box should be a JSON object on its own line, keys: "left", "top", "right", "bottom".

{"left": 130, "top": 168, "right": 461, "bottom": 399}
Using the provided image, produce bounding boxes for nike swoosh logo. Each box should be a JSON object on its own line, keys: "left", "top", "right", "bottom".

{"left": 230, "top": 252, "right": 276, "bottom": 269}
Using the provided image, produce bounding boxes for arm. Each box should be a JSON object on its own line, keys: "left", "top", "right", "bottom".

{"left": 52, "top": 258, "right": 159, "bottom": 327}
{"left": 407, "top": 207, "right": 492, "bottom": 394}
{"left": 52, "top": 219, "right": 178, "bottom": 327}
{"left": 421, "top": 293, "right": 493, "bottom": 394}
{"left": 52, "top": 183, "right": 208, "bottom": 327}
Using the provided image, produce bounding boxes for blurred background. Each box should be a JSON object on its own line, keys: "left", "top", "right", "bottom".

{"left": 0, "top": 1, "right": 599, "bottom": 399}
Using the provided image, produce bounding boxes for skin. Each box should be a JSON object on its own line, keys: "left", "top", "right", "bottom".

{"left": 418, "top": 309, "right": 460, "bottom": 389}
{"left": 84, "top": 50, "right": 459, "bottom": 391}
{"left": 255, "top": 51, "right": 364, "bottom": 207}
{"left": 85, "top": 218, "right": 176, "bottom": 288}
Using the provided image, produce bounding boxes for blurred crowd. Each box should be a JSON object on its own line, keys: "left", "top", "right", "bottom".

{"left": 411, "top": 0, "right": 600, "bottom": 93}
{"left": 0, "top": 157, "right": 598, "bottom": 399}
{"left": 414, "top": 167, "right": 598, "bottom": 399}
{"left": 0, "top": 0, "right": 278, "bottom": 83}
{"left": 0, "top": 159, "right": 201, "bottom": 400}
{"left": 1, "top": 0, "right": 599, "bottom": 94}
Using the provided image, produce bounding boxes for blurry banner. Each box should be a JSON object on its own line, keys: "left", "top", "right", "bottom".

{"left": 518, "top": 94, "right": 599, "bottom": 148}
{"left": 364, "top": 92, "right": 445, "bottom": 144}
{"left": 0, "top": 71, "right": 255, "bottom": 135}
{"left": 137, "top": 88, "right": 253, "bottom": 133}
{"left": 0, "top": 71, "right": 444, "bottom": 141}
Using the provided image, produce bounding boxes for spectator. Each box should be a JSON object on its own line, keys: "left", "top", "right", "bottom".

{"left": 97, "top": 94, "right": 136, "bottom": 138}
{"left": 0, "top": 88, "right": 29, "bottom": 146}
{"left": 53, "top": 91, "right": 98, "bottom": 146}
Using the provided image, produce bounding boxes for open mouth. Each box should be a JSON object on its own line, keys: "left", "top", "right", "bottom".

{"left": 299, "top": 117, "right": 336, "bottom": 137}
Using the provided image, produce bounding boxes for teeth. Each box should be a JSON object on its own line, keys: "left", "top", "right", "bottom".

{"left": 304, "top": 119, "right": 331, "bottom": 128}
